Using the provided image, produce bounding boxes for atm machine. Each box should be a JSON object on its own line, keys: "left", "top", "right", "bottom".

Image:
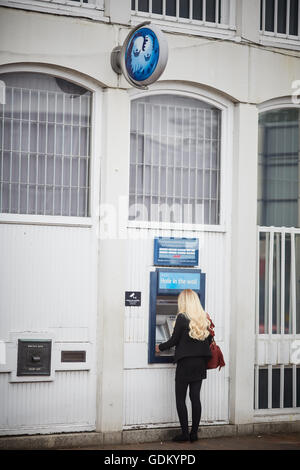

{"left": 148, "top": 268, "right": 206, "bottom": 363}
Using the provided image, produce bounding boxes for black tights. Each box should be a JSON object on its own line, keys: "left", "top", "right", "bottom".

{"left": 175, "top": 379, "right": 203, "bottom": 436}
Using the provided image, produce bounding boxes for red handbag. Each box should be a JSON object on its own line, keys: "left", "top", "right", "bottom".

{"left": 207, "top": 340, "right": 225, "bottom": 370}
{"left": 206, "top": 314, "right": 225, "bottom": 371}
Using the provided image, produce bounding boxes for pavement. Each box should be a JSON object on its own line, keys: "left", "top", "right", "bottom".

{"left": 63, "top": 432, "right": 300, "bottom": 451}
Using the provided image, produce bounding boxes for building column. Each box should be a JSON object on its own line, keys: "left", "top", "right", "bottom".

{"left": 229, "top": 103, "right": 258, "bottom": 424}
{"left": 96, "top": 88, "right": 130, "bottom": 440}
{"left": 105, "top": 0, "right": 131, "bottom": 25}
{"left": 235, "top": 0, "right": 261, "bottom": 43}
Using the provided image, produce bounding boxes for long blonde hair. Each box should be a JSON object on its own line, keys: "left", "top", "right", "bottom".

{"left": 178, "top": 289, "right": 210, "bottom": 341}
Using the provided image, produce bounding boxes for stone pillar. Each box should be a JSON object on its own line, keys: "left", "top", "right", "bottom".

{"left": 105, "top": 0, "right": 131, "bottom": 25}
{"left": 229, "top": 103, "right": 258, "bottom": 424}
{"left": 96, "top": 88, "right": 130, "bottom": 442}
{"left": 236, "top": 0, "right": 261, "bottom": 43}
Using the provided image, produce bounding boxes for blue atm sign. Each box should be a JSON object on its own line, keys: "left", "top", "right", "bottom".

{"left": 158, "top": 271, "right": 201, "bottom": 293}
{"left": 154, "top": 237, "right": 198, "bottom": 267}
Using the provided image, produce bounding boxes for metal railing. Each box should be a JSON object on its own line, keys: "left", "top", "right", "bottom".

{"left": 254, "top": 226, "right": 300, "bottom": 411}
{"left": 260, "top": 0, "right": 300, "bottom": 43}
{"left": 131, "top": 0, "right": 236, "bottom": 35}
{"left": 256, "top": 227, "right": 300, "bottom": 336}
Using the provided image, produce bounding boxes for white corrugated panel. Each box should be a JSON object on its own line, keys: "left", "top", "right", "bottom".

{"left": 0, "top": 371, "right": 95, "bottom": 435}
{"left": 0, "top": 223, "right": 98, "bottom": 435}
{"left": 124, "top": 227, "right": 230, "bottom": 427}
{"left": 124, "top": 367, "right": 178, "bottom": 427}
{"left": 0, "top": 224, "right": 98, "bottom": 334}
{"left": 201, "top": 353, "right": 228, "bottom": 422}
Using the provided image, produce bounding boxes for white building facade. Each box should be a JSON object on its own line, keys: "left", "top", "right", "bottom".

{"left": 0, "top": 0, "right": 300, "bottom": 441}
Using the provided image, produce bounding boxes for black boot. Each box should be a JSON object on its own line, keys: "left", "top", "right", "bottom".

{"left": 190, "top": 431, "right": 198, "bottom": 442}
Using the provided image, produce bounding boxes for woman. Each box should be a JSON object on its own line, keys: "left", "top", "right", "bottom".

{"left": 155, "top": 289, "right": 213, "bottom": 443}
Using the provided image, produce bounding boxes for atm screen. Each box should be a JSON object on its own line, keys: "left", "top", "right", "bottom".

{"left": 155, "top": 296, "right": 177, "bottom": 355}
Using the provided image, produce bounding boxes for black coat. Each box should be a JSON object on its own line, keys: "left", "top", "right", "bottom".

{"left": 158, "top": 313, "right": 213, "bottom": 363}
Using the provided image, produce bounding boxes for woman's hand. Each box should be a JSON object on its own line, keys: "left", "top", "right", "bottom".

{"left": 155, "top": 344, "right": 160, "bottom": 354}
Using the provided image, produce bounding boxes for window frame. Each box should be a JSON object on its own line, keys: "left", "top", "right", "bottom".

{"left": 127, "top": 82, "right": 233, "bottom": 233}
{"left": 0, "top": 0, "right": 107, "bottom": 22}
{"left": 131, "top": 0, "right": 237, "bottom": 41}
{"left": 259, "top": 0, "right": 300, "bottom": 51}
{"left": 0, "top": 63, "right": 102, "bottom": 228}
{"left": 257, "top": 97, "right": 300, "bottom": 230}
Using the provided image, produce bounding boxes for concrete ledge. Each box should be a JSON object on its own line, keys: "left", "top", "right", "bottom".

{"left": 199, "top": 424, "right": 236, "bottom": 439}
{"left": 0, "top": 432, "right": 104, "bottom": 450}
{"left": 123, "top": 427, "right": 182, "bottom": 445}
{"left": 1, "top": 421, "right": 300, "bottom": 449}
{"left": 103, "top": 431, "right": 123, "bottom": 446}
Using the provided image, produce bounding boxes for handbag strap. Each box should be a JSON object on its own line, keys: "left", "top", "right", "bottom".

{"left": 206, "top": 313, "right": 215, "bottom": 337}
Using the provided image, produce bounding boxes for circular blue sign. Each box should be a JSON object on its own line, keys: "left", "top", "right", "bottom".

{"left": 125, "top": 27, "right": 160, "bottom": 82}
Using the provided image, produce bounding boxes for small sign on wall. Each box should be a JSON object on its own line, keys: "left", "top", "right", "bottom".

{"left": 125, "top": 291, "right": 141, "bottom": 307}
{"left": 154, "top": 237, "right": 199, "bottom": 267}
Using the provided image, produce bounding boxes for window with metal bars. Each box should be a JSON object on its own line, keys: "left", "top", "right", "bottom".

{"left": 131, "top": 0, "right": 223, "bottom": 23}
{"left": 258, "top": 108, "right": 300, "bottom": 229}
{"left": 260, "top": 0, "right": 299, "bottom": 36}
{"left": 258, "top": 230, "right": 300, "bottom": 335}
{"left": 255, "top": 365, "right": 300, "bottom": 409}
{"left": 257, "top": 108, "right": 300, "bottom": 336}
{"left": 0, "top": 72, "right": 92, "bottom": 217}
{"left": 129, "top": 94, "right": 221, "bottom": 224}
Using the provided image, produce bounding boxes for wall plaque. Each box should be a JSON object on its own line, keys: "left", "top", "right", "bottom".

{"left": 17, "top": 339, "right": 52, "bottom": 376}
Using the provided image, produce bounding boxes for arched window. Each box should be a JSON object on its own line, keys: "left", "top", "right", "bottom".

{"left": 0, "top": 72, "right": 92, "bottom": 217}
{"left": 129, "top": 94, "right": 221, "bottom": 225}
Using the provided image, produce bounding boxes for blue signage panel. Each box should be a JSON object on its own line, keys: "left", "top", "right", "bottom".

{"left": 154, "top": 237, "right": 199, "bottom": 267}
{"left": 158, "top": 270, "right": 201, "bottom": 294}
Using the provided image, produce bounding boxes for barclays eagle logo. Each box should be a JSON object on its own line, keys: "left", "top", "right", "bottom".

{"left": 125, "top": 28, "right": 160, "bottom": 81}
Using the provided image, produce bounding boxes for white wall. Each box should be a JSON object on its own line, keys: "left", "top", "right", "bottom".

{"left": 1, "top": 6, "right": 300, "bottom": 103}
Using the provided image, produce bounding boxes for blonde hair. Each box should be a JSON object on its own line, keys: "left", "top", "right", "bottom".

{"left": 178, "top": 289, "right": 210, "bottom": 341}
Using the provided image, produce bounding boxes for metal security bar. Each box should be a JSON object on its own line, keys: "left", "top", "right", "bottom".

{"left": 254, "top": 364, "right": 300, "bottom": 409}
{"left": 257, "top": 227, "right": 300, "bottom": 335}
{"left": 255, "top": 227, "right": 300, "bottom": 411}
{"left": 0, "top": 80, "right": 92, "bottom": 217}
{"left": 129, "top": 95, "right": 221, "bottom": 225}
{"left": 260, "top": 0, "right": 300, "bottom": 38}
{"left": 131, "top": 0, "right": 236, "bottom": 30}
